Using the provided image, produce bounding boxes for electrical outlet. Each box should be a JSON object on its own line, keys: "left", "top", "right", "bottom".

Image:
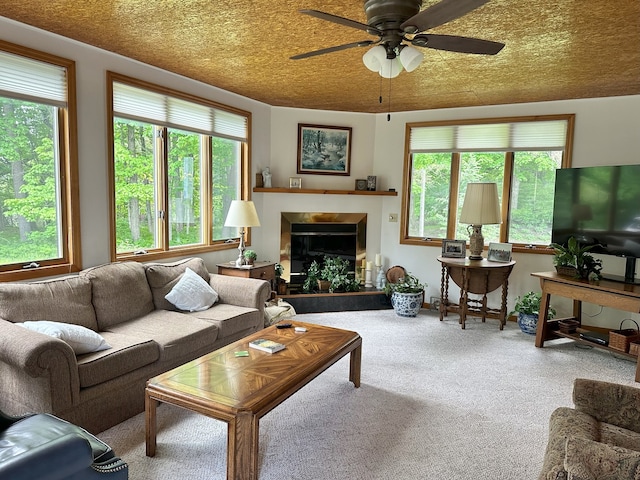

{"left": 389, "top": 213, "right": 398, "bottom": 222}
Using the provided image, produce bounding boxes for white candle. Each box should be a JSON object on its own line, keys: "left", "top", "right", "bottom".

{"left": 361, "top": 259, "right": 366, "bottom": 268}
{"left": 375, "top": 254, "right": 382, "bottom": 266}
{"left": 367, "top": 261, "right": 373, "bottom": 270}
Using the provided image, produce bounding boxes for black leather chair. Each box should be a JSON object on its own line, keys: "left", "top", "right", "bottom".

{"left": 0, "top": 409, "right": 128, "bottom": 480}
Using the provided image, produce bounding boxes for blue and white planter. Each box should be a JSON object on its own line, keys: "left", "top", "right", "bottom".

{"left": 517, "top": 312, "right": 539, "bottom": 335}
{"left": 391, "top": 291, "right": 423, "bottom": 317}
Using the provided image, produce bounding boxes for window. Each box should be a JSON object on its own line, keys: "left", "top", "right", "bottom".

{"left": 402, "top": 115, "right": 574, "bottom": 251}
{"left": 0, "top": 41, "right": 80, "bottom": 280}
{"left": 108, "top": 73, "right": 250, "bottom": 260}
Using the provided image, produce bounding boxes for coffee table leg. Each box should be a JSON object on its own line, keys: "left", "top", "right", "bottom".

{"left": 349, "top": 341, "right": 362, "bottom": 388}
{"left": 227, "top": 412, "right": 259, "bottom": 480}
{"left": 145, "top": 391, "right": 157, "bottom": 457}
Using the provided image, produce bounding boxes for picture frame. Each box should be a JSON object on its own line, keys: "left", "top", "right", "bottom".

{"left": 297, "top": 123, "right": 351, "bottom": 176}
{"left": 367, "top": 175, "right": 377, "bottom": 191}
{"left": 289, "top": 177, "right": 302, "bottom": 189}
{"left": 355, "top": 179, "right": 367, "bottom": 191}
{"left": 442, "top": 239, "right": 467, "bottom": 258}
{"left": 487, "top": 242, "right": 513, "bottom": 262}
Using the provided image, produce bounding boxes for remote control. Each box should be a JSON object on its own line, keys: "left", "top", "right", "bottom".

{"left": 276, "top": 323, "right": 292, "bottom": 329}
{"left": 295, "top": 327, "right": 307, "bottom": 332}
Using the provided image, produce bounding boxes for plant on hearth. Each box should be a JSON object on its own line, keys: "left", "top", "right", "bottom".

{"left": 302, "top": 256, "right": 360, "bottom": 293}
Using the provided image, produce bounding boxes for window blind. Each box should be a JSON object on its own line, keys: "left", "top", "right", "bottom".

{"left": 0, "top": 50, "right": 67, "bottom": 106}
{"left": 410, "top": 119, "right": 568, "bottom": 153}
{"left": 113, "top": 82, "right": 248, "bottom": 141}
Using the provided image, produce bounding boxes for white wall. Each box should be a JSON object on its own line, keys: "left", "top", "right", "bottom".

{"left": 3, "top": 16, "right": 640, "bottom": 327}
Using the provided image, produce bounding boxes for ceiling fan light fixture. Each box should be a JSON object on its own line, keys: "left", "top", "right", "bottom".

{"left": 362, "top": 45, "right": 387, "bottom": 72}
{"left": 399, "top": 45, "right": 424, "bottom": 72}
{"left": 379, "top": 58, "right": 403, "bottom": 78}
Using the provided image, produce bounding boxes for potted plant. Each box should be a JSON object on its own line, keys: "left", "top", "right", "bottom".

{"left": 275, "top": 263, "right": 287, "bottom": 295}
{"left": 384, "top": 272, "right": 426, "bottom": 317}
{"left": 510, "top": 291, "right": 556, "bottom": 335}
{"left": 550, "top": 236, "right": 602, "bottom": 281}
{"left": 302, "top": 256, "right": 360, "bottom": 293}
{"left": 243, "top": 249, "right": 257, "bottom": 265}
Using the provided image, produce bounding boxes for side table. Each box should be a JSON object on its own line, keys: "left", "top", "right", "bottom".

{"left": 216, "top": 261, "right": 276, "bottom": 291}
{"left": 437, "top": 256, "right": 516, "bottom": 330}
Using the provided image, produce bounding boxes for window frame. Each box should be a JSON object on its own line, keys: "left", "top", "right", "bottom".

{"left": 400, "top": 114, "right": 575, "bottom": 255}
{"left": 0, "top": 41, "right": 81, "bottom": 281}
{"left": 107, "top": 72, "right": 252, "bottom": 262}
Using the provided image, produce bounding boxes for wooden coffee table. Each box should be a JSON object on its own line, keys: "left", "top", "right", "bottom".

{"left": 145, "top": 321, "right": 362, "bottom": 480}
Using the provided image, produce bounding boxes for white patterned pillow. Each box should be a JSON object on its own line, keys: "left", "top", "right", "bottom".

{"left": 18, "top": 321, "right": 111, "bottom": 355}
{"left": 165, "top": 267, "right": 218, "bottom": 312}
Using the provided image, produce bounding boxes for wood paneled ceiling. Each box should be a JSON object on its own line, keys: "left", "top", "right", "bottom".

{"left": 2, "top": 1, "right": 639, "bottom": 113}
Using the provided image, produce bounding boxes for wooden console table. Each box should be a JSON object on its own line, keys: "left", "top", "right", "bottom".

{"left": 437, "top": 256, "right": 516, "bottom": 330}
{"left": 532, "top": 271, "right": 640, "bottom": 381}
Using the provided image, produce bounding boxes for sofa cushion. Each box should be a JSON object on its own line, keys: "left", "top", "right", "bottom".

{"left": 76, "top": 332, "right": 159, "bottom": 388}
{"left": 165, "top": 267, "right": 218, "bottom": 312}
{"left": 145, "top": 257, "right": 210, "bottom": 311}
{"left": 188, "top": 304, "right": 261, "bottom": 338}
{"left": 81, "top": 262, "right": 154, "bottom": 330}
{"left": 17, "top": 321, "right": 111, "bottom": 355}
{"left": 0, "top": 276, "right": 98, "bottom": 330}
{"left": 564, "top": 436, "right": 640, "bottom": 480}
{"left": 107, "top": 309, "right": 219, "bottom": 361}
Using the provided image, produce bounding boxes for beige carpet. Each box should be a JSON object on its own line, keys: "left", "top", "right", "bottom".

{"left": 99, "top": 309, "right": 637, "bottom": 479}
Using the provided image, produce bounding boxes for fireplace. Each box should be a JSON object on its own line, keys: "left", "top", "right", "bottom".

{"left": 280, "top": 212, "right": 367, "bottom": 287}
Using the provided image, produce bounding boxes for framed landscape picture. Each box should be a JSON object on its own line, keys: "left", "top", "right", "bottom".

{"left": 442, "top": 239, "right": 466, "bottom": 258}
{"left": 297, "top": 124, "right": 351, "bottom": 176}
{"left": 488, "top": 242, "right": 513, "bottom": 262}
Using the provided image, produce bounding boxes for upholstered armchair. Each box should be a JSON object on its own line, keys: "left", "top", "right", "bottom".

{"left": 539, "top": 378, "right": 640, "bottom": 480}
{"left": 0, "top": 409, "right": 128, "bottom": 480}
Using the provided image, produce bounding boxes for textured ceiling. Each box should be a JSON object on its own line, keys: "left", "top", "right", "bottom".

{"left": 2, "top": 0, "right": 639, "bottom": 113}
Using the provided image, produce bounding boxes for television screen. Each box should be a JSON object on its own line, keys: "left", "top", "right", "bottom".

{"left": 552, "top": 165, "right": 640, "bottom": 261}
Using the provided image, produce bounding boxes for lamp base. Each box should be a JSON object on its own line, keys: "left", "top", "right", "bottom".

{"left": 235, "top": 228, "right": 246, "bottom": 267}
{"left": 467, "top": 224, "right": 485, "bottom": 260}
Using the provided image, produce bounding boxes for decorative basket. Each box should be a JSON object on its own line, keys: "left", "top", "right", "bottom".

{"left": 558, "top": 319, "right": 580, "bottom": 334}
{"left": 555, "top": 265, "right": 579, "bottom": 277}
{"left": 609, "top": 319, "right": 640, "bottom": 353}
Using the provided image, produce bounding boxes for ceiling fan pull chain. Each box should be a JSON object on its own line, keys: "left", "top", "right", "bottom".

{"left": 387, "top": 76, "right": 392, "bottom": 121}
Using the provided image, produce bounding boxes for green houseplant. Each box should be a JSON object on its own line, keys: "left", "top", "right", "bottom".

{"left": 243, "top": 249, "right": 257, "bottom": 265}
{"left": 510, "top": 291, "right": 556, "bottom": 335}
{"left": 550, "top": 236, "right": 602, "bottom": 280}
{"left": 384, "top": 272, "right": 426, "bottom": 317}
{"left": 302, "top": 256, "right": 360, "bottom": 293}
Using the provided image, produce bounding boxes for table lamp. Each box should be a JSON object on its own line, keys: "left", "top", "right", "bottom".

{"left": 224, "top": 200, "right": 260, "bottom": 267}
{"left": 459, "top": 183, "right": 501, "bottom": 260}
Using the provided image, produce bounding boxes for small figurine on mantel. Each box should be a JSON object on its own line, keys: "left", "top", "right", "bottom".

{"left": 262, "top": 167, "right": 272, "bottom": 188}
{"left": 376, "top": 266, "right": 386, "bottom": 290}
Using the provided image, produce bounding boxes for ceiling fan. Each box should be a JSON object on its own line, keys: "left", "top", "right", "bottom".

{"left": 291, "top": 0, "right": 505, "bottom": 77}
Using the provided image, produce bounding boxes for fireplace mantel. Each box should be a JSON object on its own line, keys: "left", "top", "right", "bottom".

{"left": 253, "top": 187, "right": 397, "bottom": 196}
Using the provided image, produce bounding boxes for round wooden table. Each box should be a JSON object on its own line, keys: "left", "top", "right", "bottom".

{"left": 437, "top": 256, "right": 516, "bottom": 329}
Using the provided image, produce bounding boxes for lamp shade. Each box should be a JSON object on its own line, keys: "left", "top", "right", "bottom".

{"left": 399, "top": 46, "right": 424, "bottom": 72}
{"left": 224, "top": 200, "right": 260, "bottom": 227}
{"left": 362, "top": 45, "right": 387, "bottom": 72}
{"left": 459, "top": 183, "right": 501, "bottom": 225}
{"left": 379, "top": 58, "right": 403, "bottom": 78}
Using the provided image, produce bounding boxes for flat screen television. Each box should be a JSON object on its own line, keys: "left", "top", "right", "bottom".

{"left": 551, "top": 164, "right": 640, "bottom": 284}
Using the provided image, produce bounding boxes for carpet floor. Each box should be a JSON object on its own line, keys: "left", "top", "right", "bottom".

{"left": 98, "top": 309, "right": 638, "bottom": 479}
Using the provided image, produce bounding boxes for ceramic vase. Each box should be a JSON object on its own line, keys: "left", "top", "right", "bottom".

{"left": 518, "top": 312, "right": 539, "bottom": 335}
{"left": 391, "top": 291, "right": 423, "bottom": 317}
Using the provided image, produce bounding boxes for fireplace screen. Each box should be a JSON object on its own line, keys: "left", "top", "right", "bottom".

{"left": 280, "top": 212, "right": 366, "bottom": 287}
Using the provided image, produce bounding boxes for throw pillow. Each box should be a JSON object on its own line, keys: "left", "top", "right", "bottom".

{"left": 564, "top": 436, "right": 640, "bottom": 480}
{"left": 165, "top": 267, "right": 218, "bottom": 312}
{"left": 18, "top": 321, "right": 111, "bottom": 355}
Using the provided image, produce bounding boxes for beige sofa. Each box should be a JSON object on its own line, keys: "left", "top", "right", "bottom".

{"left": 0, "top": 257, "right": 270, "bottom": 433}
{"left": 539, "top": 378, "right": 640, "bottom": 479}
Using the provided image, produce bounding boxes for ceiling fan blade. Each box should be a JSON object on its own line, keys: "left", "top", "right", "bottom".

{"left": 290, "top": 40, "right": 376, "bottom": 60}
{"left": 412, "top": 34, "right": 504, "bottom": 55}
{"left": 300, "top": 9, "right": 382, "bottom": 36}
{"left": 401, "top": 0, "right": 491, "bottom": 33}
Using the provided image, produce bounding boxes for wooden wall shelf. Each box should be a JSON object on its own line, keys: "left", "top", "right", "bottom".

{"left": 253, "top": 187, "right": 397, "bottom": 196}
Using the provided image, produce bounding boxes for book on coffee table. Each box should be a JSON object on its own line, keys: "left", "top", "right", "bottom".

{"left": 249, "top": 339, "right": 286, "bottom": 353}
